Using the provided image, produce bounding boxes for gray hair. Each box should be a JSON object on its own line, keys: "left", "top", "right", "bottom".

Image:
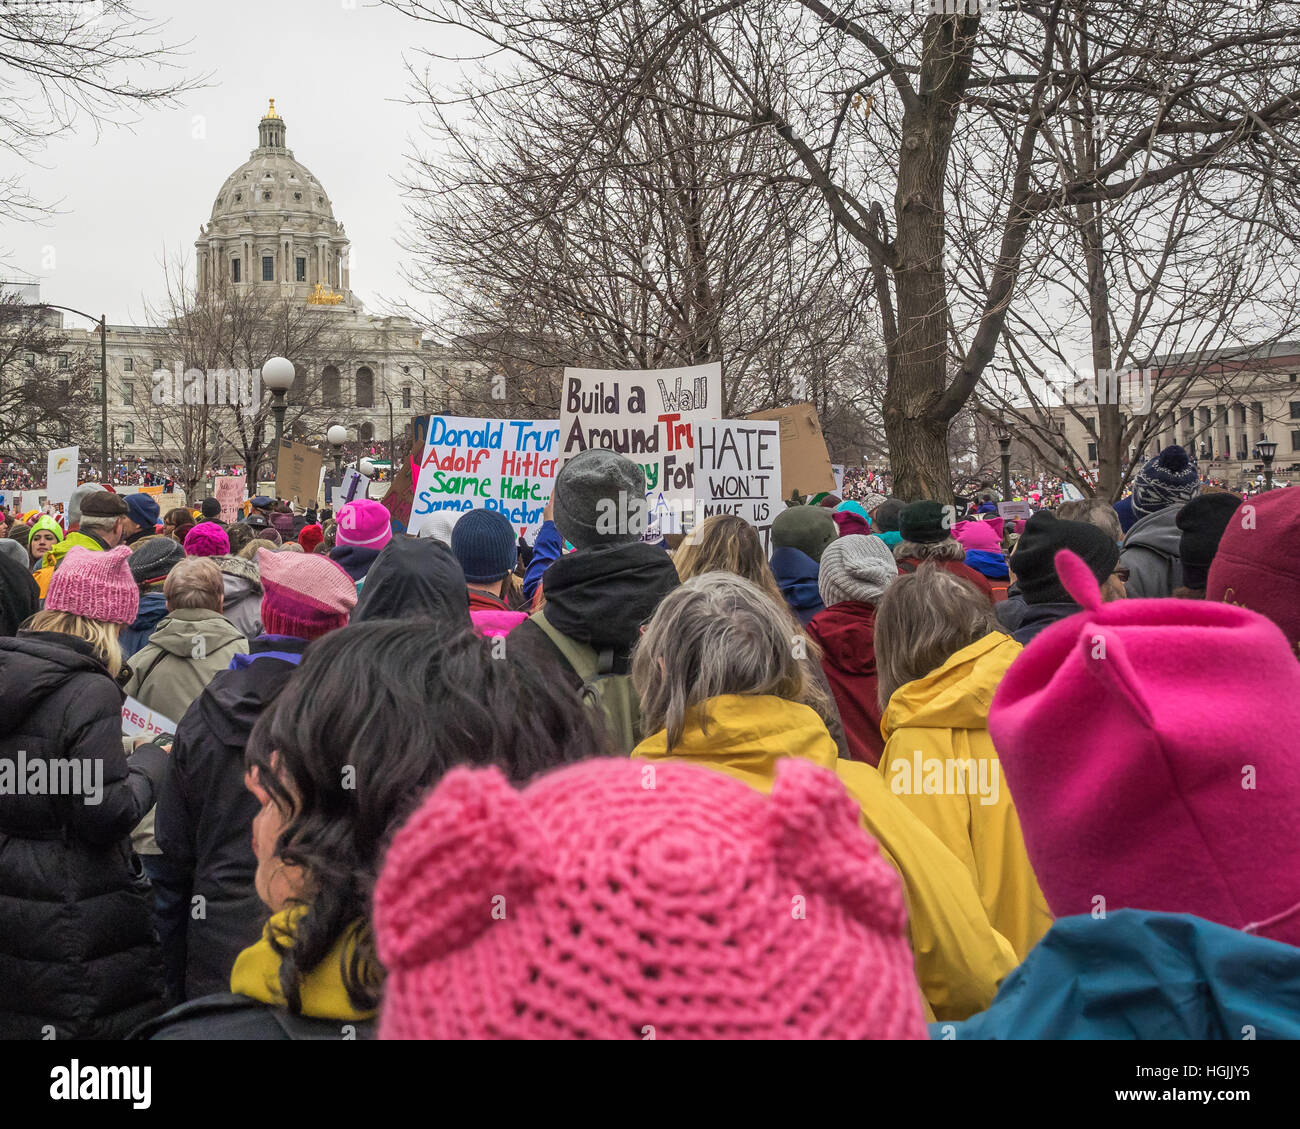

{"left": 1054, "top": 498, "right": 1122, "bottom": 544}
{"left": 893, "top": 537, "right": 966, "bottom": 563}
{"left": 78, "top": 514, "right": 121, "bottom": 537}
{"left": 874, "top": 563, "right": 1002, "bottom": 710}
{"left": 164, "top": 556, "right": 224, "bottom": 612}
{"left": 632, "top": 571, "right": 807, "bottom": 751}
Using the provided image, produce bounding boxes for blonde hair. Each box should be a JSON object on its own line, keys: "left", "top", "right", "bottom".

{"left": 164, "top": 557, "right": 224, "bottom": 611}
{"left": 674, "top": 514, "right": 786, "bottom": 606}
{"left": 1055, "top": 498, "right": 1122, "bottom": 543}
{"left": 633, "top": 572, "right": 810, "bottom": 752}
{"left": 893, "top": 538, "right": 966, "bottom": 563}
{"left": 874, "top": 564, "right": 1002, "bottom": 710}
{"left": 26, "top": 608, "right": 124, "bottom": 677}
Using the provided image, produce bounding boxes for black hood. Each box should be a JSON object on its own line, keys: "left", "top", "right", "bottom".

{"left": 541, "top": 541, "right": 679, "bottom": 652}
{"left": 0, "top": 632, "right": 116, "bottom": 728}
{"left": 351, "top": 536, "right": 472, "bottom": 629}
{"left": 0, "top": 553, "right": 39, "bottom": 637}
{"left": 196, "top": 638, "right": 307, "bottom": 748}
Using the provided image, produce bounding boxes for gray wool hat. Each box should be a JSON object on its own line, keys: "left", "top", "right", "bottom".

{"left": 0, "top": 538, "right": 28, "bottom": 569}
{"left": 552, "top": 449, "right": 647, "bottom": 550}
{"left": 67, "top": 482, "right": 106, "bottom": 526}
{"left": 128, "top": 534, "right": 186, "bottom": 587}
{"left": 818, "top": 534, "right": 899, "bottom": 608}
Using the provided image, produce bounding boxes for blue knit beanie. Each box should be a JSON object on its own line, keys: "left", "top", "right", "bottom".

{"left": 451, "top": 508, "right": 519, "bottom": 583}
{"left": 126, "top": 492, "right": 160, "bottom": 530}
{"left": 1132, "top": 445, "right": 1199, "bottom": 518}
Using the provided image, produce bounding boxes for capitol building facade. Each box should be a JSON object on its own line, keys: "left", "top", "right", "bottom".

{"left": 36, "top": 101, "right": 475, "bottom": 474}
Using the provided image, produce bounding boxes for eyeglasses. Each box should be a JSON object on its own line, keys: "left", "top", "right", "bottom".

{"left": 1111, "top": 567, "right": 1131, "bottom": 583}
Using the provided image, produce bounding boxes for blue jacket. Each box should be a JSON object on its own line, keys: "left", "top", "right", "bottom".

{"left": 1114, "top": 494, "right": 1138, "bottom": 534}
{"left": 933, "top": 910, "right": 1300, "bottom": 1040}
{"left": 768, "top": 546, "right": 823, "bottom": 627}
{"left": 523, "top": 520, "right": 565, "bottom": 603}
{"left": 121, "top": 591, "right": 168, "bottom": 659}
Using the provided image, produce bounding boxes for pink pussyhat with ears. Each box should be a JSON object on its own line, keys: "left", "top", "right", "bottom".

{"left": 374, "top": 757, "right": 928, "bottom": 1040}
{"left": 989, "top": 550, "right": 1300, "bottom": 946}
{"left": 952, "top": 517, "right": 1005, "bottom": 552}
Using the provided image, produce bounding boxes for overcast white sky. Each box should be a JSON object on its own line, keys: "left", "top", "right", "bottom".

{"left": 2, "top": 0, "right": 462, "bottom": 326}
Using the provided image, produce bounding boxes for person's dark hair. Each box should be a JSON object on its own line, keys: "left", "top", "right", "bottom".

{"left": 224, "top": 522, "right": 256, "bottom": 555}
{"left": 244, "top": 619, "right": 610, "bottom": 1014}
{"left": 164, "top": 507, "right": 195, "bottom": 539}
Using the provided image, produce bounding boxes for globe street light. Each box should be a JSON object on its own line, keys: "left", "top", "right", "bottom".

{"left": 327, "top": 424, "right": 347, "bottom": 476}
{"left": 261, "top": 357, "right": 296, "bottom": 459}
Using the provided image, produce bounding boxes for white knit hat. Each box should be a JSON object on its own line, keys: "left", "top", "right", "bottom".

{"left": 818, "top": 534, "right": 898, "bottom": 607}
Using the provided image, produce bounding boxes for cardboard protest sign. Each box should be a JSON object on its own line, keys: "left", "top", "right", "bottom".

{"left": 45, "top": 446, "right": 78, "bottom": 506}
{"left": 154, "top": 492, "right": 186, "bottom": 514}
{"left": 409, "top": 415, "right": 561, "bottom": 539}
{"left": 213, "top": 475, "right": 247, "bottom": 523}
{"left": 121, "top": 696, "right": 177, "bottom": 740}
{"left": 275, "top": 440, "right": 324, "bottom": 507}
{"left": 744, "top": 404, "right": 835, "bottom": 498}
{"left": 559, "top": 362, "right": 722, "bottom": 534}
{"left": 693, "top": 421, "right": 783, "bottom": 551}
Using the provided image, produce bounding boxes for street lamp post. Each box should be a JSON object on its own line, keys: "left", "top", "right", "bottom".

{"left": 30, "top": 303, "right": 108, "bottom": 483}
{"left": 378, "top": 390, "right": 396, "bottom": 481}
{"left": 996, "top": 423, "right": 1012, "bottom": 502}
{"left": 327, "top": 425, "right": 347, "bottom": 477}
{"left": 261, "top": 357, "right": 295, "bottom": 485}
{"left": 1258, "top": 439, "right": 1278, "bottom": 492}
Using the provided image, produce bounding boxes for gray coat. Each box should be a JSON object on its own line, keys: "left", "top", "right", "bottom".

{"left": 1119, "top": 504, "right": 1185, "bottom": 598}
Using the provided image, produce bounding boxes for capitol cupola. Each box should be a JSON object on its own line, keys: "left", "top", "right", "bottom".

{"left": 258, "top": 98, "right": 286, "bottom": 149}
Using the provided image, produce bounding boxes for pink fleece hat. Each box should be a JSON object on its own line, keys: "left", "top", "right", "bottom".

{"left": 374, "top": 757, "right": 927, "bottom": 1040}
{"left": 1207, "top": 488, "right": 1300, "bottom": 655}
{"left": 952, "top": 517, "right": 1004, "bottom": 552}
{"left": 336, "top": 500, "right": 393, "bottom": 551}
{"left": 989, "top": 549, "right": 1300, "bottom": 947}
{"left": 183, "top": 521, "right": 231, "bottom": 557}
{"left": 45, "top": 544, "right": 139, "bottom": 625}
{"left": 256, "top": 548, "right": 356, "bottom": 640}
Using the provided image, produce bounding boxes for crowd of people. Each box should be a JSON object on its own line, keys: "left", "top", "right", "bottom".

{"left": 0, "top": 439, "right": 1297, "bottom": 1041}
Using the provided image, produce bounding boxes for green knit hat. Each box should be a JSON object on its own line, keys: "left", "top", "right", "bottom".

{"left": 771, "top": 505, "right": 838, "bottom": 563}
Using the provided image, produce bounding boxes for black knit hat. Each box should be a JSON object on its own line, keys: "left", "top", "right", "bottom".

{"left": 128, "top": 534, "right": 185, "bottom": 587}
{"left": 873, "top": 498, "right": 905, "bottom": 533}
{"left": 200, "top": 497, "right": 222, "bottom": 519}
{"left": 1176, "top": 492, "right": 1242, "bottom": 590}
{"left": 1011, "top": 511, "right": 1119, "bottom": 604}
{"left": 899, "top": 500, "right": 952, "bottom": 545}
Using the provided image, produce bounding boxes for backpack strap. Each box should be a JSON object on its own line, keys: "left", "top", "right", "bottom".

{"left": 530, "top": 609, "right": 600, "bottom": 683}
{"left": 131, "top": 647, "right": 171, "bottom": 697}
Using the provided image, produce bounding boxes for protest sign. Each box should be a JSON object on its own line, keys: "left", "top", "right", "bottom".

{"left": 1060, "top": 482, "right": 1084, "bottom": 502}
{"left": 832, "top": 464, "right": 846, "bottom": 495}
{"left": 744, "top": 404, "right": 835, "bottom": 498}
{"left": 693, "top": 421, "right": 783, "bottom": 551}
{"left": 338, "top": 467, "right": 370, "bottom": 506}
{"left": 121, "top": 696, "right": 177, "bottom": 740}
{"left": 45, "top": 446, "right": 78, "bottom": 507}
{"left": 559, "top": 362, "right": 722, "bottom": 534}
{"left": 154, "top": 492, "right": 186, "bottom": 515}
{"left": 997, "top": 500, "right": 1033, "bottom": 520}
{"left": 380, "top": 416, "right": 430, "bottom": 533}
{"left": 213, "top": 476, "right": 247, "bottom": 523}
{"left": 409, "top": 415, "right": 561, "bottom": 539}
{"left": 275, "top": 440, "right": 324, "bottom": 507}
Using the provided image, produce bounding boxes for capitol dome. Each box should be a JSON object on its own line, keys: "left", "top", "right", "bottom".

{"left": 196, "top": 100, "right": 352, "bottom": 304}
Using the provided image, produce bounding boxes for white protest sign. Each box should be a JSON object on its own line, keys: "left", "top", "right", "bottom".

{"left": 832, "top": 464, "right": 846, "bottom": 495}
{"left": 45, "top": 446, "right": 78, "bottom": 507}
{"left": 559, "top": 362, "right": 721, "bottom": 535}
{"left": 339, "top": 467, "right": 370, "bottom": 505}
{"left": 409, "top": 416, "right": 560, "bottom": 539}
{"left": 213, "top": 475, "right": 247, "bottom": 523}
{"left": 997, "top": 500, "right": 1033, "bottom": 520}
{"left": 121, "top": 696, "right": 178, "bottom": 740}
{"left": 693, "top": 421, "right": 783, "bottom": 552}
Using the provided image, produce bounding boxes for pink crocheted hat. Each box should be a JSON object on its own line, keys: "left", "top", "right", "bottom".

{"left": 256, "top": 548, "right": 356, "bottom": 641}
{"left": 336, "top": 499, "right": 393, "bottom": 551}
{"left": 183, "top": 521, "right": 230, "bottom": 558}
{"left": 990, "top": 549, "right": 1300, "bottom": 947}
{"left": 374, "top": 757, "right": 928, "bottom": 1040}
{"left": 45, "top": 544, "right": 139, "bottom": 625}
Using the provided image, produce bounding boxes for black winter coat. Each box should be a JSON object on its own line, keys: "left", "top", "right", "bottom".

{"left": 0, "top": 631, "right": 168, "bottom": 1039}
{"left": 153, "top": 636, "right": 306, "bottom": 1004}
{"left": 134, "top": 993, "right": 375, "bottom": 1040}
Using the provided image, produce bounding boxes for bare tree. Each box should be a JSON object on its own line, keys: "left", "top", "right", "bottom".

{"left": 0, "top": 288, "right": 96, "bottom": 456}
{"left": 0, "top": 0, "right": 204, "bottom": 230}
{"left": 392, "top": 0, "right": 881, "bottom": 434}
{"left": 390, "top": 0, "right": 1300, "bottom": 499}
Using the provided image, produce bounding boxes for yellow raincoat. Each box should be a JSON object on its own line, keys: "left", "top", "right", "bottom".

{"left": 633, "top": 693, "right": 1019, "bottom": 1020}
{"left": 879, "top": 631, "right": 1052, "bottom": 962}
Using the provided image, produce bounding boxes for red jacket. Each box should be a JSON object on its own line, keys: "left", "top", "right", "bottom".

{"left": 806, "top": 600, "right": 886, "bottom": 766}
{"left": 896, "top": 557, "right": 997, "bottom": 604}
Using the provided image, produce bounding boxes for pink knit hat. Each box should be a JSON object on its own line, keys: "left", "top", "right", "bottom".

{"left": 989, "top": 549, "right": 1300, "bottom": 947}
{"left": 374, "top": 757, "right": 928, "bottom": 1040}
{"left": 255, "top": 548, "right": 356, "bottom": 640}
{"left": 1206, "top": 488, "right": 1300, "bottom": 655}
{"left": 45, "top": 545, "right": 139, "bottom": 626}
{"left": 184, "top": 521, "right": 231, "bottom": 558}
{"left": 953, "top": 517, "right": 1004, "bottom": 552}
{"left": 336, "top": 500, "right": 392, "bottom": 551}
